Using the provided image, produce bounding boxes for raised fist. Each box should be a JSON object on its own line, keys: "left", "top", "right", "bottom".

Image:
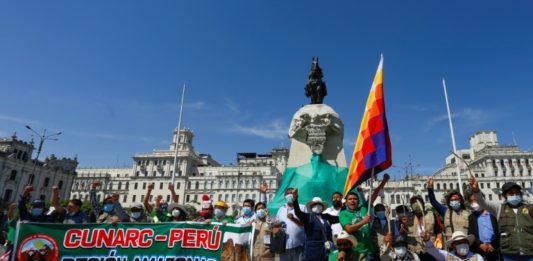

{"left": 260, "top": 182, "right": 268, "bottom": 193}
{"left": 92, "top": 181, "right": 101, "bottom": 189}
{"left": 426, "top": 177, "right": 434, "bottom": 189}
{"left": 148, "top": 183, "right": 155, "bottom": 191}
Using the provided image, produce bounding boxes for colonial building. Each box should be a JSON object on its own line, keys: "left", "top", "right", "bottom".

{"left": 371, "top": 131, "right": 533, "bottom": 215}
{"left": 72, "top": 128, "right": 289, "bottom": 211}
{"left": 0, "top": 134, "right": 78, "bottom": 206}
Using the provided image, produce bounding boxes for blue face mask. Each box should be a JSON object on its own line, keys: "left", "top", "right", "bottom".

{"left": 507, "top": 195, "right": 522, "bottom": 206}
{"left": 160, "top": 204, "right": 168, "bottom": 212}
{"left": 243, "top": 207, "right": 253, "bottom": 216}
{"left": 376, "top": 211, "right": 386, "bottom": 220}
{"left": 256, "top": 209, "right": 266, "bottom": 219}
{"left": 31, "top": 208, "right": 43, "bottom": 216}
{"left": 285, "top": 194, "right": 294, "bottom": 204}
{"left": 103, "top": 204, "right": 114, "bottom": 213}
{"left": 449, "top": 200, "right": 461, "bottom": 210}
{"left": 214, "top": 208, "right": 225, "bottom": 218}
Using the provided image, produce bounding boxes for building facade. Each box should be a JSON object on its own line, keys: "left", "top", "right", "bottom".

{"left": 371, "top": 131, "right": 533, "bottom": 215}
{"left": 0, "top": 134, "right": 78, "bottom": 206}
{"left": 72, "top": 128, "right": 289, "bottom": 212}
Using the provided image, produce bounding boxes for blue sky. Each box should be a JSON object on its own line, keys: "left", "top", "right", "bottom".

{"left": 1, "top": 1, "right": 533, "bottom": 179}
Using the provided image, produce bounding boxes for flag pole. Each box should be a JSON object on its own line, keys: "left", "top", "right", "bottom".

{"left": 171, "top": 83, "right": 186, "bottom": 202}
{"left": 442, "top": 78, "right": 464, "bottom": 196}
{"left": 368, "top": 168, "right": 375, "bottom": 210}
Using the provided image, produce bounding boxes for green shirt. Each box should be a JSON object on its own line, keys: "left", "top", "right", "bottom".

{"left": 339, "top": 207, "right": 374, "bottom": 255}
{"left": 150, "top": 209, "right": 172, "bottom": 223}
{"left": 328, "top": 249, "right": 363, "bottom": 261}
{"left": 214, "top": 216, "right": 234, "bottom": 223}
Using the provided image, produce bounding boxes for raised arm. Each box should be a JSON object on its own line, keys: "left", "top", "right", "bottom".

{"left": 111, "top": 193, "right": 130, "bottom": 222}
{"left": 424, "top": 234, "right": 446, "bottom": 261}
{"left": 470, "top": 176, "right": 499, "bottom": 217}
{"left": 427, "top": 177, "right": 446, "bottom": 216}
{"left": 7, "top": 203, "right": 17, "bottom": 221}
{"left": 144, "top": 183, "right": 154, "bottom": 213}
{"left": 370, "top": 174, "right": 390, "bottom": 205}
{"left": 18, "top": 186, "right": 33, "bottom": 221}
{"left": 51, "top": 186, "right": 64, "bottom": 213}
{"left": 90, "top": 181, "right": 102, "bottom": 218}
{"left": 292, "top": 189, "right": 309, "bottom": 227}
{"left": 168, "top": 183, "right": 178, "bottom": 203}
{"left": 260, "top": 181, "right": 268, "bottom": 205}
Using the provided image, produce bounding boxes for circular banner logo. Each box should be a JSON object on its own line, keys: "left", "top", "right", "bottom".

{"left": 17, "top": 233, "right": 59, "bottom": 261}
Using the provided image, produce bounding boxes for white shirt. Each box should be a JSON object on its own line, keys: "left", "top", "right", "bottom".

{"left": 323, "top": 206, "right": 342, "bottom": 240}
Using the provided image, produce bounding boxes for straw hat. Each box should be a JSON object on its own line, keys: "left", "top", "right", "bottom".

{"left": 168, "top": 203, "right": 189, "bottom": 216}
{"left": 306, "top": 197, "right": 328, "bottom": 211}
{"left": 335, "top": 231, "right": 357, "bottom": 247}
{"left": 446, "top": 231, "right": 475, "bottom": 247}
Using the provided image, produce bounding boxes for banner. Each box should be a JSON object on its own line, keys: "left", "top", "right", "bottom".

{"left": 13, "top": 222, "right": 253, "bottom": 261}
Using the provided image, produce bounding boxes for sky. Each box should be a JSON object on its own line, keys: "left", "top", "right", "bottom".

{"left": 1, "top": 1, "right": 533, "bottom": 180}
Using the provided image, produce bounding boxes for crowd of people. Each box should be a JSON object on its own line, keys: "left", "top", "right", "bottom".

{"left": 1, "top": 176, "right": 532, "bottom": 261}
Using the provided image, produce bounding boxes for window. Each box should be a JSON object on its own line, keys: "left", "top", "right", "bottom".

{"left": 118, "top": 182, "right": 122, "bottom": 190}
{"left": 126, "top": 182, "right": 129, "bottom": 190}
{"left": 28, "top": 174, "right": 35, "bottom": 184}
{"left": 487, "top": 183, "right": 491, "bottom": 189}
{"left": 177, "top": 182, "right": 180, "bottom": 190}
{"left": 9, "top": 170, "right": 17, "bottom": 180}
{"left": 134, "top": 183, "right": 138, "bottom": 189}
{"left": 143, "top": 183, "right": 146, "bottom": 189}
{"left": 123, "top": 195, "right": 128, "bottom": 202}
{"left": 186, "top": 195, "right": 190, "bottom": 202}
{"left": 390, "top": 195, "right": 395, "bottom": 204}
{"left": 141, "top": 195, "right": 145, "bottom": 201}
{"left": 136, "top": 171, "right": 139, "bottom": 176}
{"left": 132, "top": 195, "right": 136, "bottom": 202}
{"left": 3, "top": 189, "right": 13, "bottom": 201}
{"left": 443, "top": 183, "right": 447, "bottom": 190}
{"left": 437, "top": 183, "right": 441, "bottom": 190}
{"left": 218, "top": 194, "right": 222, "bottom": 201}
{"left": 395, "top": 195, "right": 400, "bottom": 204}
{"left": 162, "top": 171, "right": 165, "bottom": 176}
{"left": 187, "top": 182, "right": 191, "bottom": 189}
{"left": 58, "top": 181, "right": 63, "bottom": 189}
{"left": 195, "top": 182, "right": 199, "bottom": 189}
{"left": 160, "top": 183, "right": 163, "bottom": 189}
{"left": 489, "top": 194, "right": 493, "bottom": 201}
{"left": 149, "top": 195, "right": 153, "bottom": 201}
{"left": 153, "top": 171, "right": 156, "bottom": 176}
{"left": 480, "top": 183, "right": 484, "bottom": 189}
{"left": 43, "top": 177, "right": 50, "bottom": 187}
{"left": 194, "top": 195, "right": 198, "bottom": 202}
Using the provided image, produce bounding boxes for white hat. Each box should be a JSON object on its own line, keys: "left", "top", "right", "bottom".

{"left": 201, "top": 195, "right": 212, "bottom": 209}
{"left": 446, "top": 231, "right": 475, "bottom": 247}
{"left": 335, "top": 231, "right": 357, "bottom": 247}
{"left": 306, "top": 197, "right": 328, "bottom": 211}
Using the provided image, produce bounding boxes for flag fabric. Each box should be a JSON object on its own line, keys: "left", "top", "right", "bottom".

{"left": 343, "top": 55, "right": 392, "bottom": 195}
{"left": 0, "top": 251, "right": 9, "bottom": 261}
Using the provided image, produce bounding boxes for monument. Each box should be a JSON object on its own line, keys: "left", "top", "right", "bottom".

{"left": 269, "top": 58, "right": 348, "bottom": 213}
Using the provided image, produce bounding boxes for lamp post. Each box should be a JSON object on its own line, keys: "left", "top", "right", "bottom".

{"left": 25, "top": 125, "right": 61, "bottom": 185}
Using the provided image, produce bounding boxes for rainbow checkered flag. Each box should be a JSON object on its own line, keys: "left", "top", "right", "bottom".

{"left": 344, "top": 54, "right": 392, "bottom": 195}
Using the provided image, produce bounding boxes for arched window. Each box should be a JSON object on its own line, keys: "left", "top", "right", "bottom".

{"left": 443, "top": 183, "right": 447, "bottom": 190}
{"left": 125, "top": 182, "right": 129, "bottom": 190}
{"left": 108, "top": 182, "right": 113, "bottom": 190}
{"left": 437, "top": 183, "right": 441, "bottom": 190}
{"left": 195, "top": 181, "right": 199, "bottom": 189}
{"left": 58, "top": 181, "right": 63, "bottom": 189}
{"left": 43, "top": 177, "right": 50, "bottom": 187}
{"left": 118, "top": 182, "right": 122, "bottom": 190}
{"left": 9, "top": 170, "right": 17, "bottom": 180}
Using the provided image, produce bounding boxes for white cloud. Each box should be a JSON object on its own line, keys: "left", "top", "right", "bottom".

{"left": 232, "top": 119, "right": 289, "bottom": 140}
{"left": 424, "top": 107, "right": 496, "bottom": 132}
{"left": 0, "top": 114, "right": 39, "bottom": 125}
{"left": 184, "top": 101, "right": 206, "bottom": 110}
{"left": 67, "top": 130, "right": 155, "bottom": 143}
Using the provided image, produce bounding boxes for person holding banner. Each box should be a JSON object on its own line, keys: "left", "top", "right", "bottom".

{"left": 252, "top": 202, "right": 275, "bottom": 261}
{"left": 275, "top": 188, "right": 305, "bottom": 261}
{"left": 328, "top": 230, "right": 363, "bottom": 261}
{"left": 212, "top": 200, "right": 234, "bottom": 224}
{"left": 427, "top": 177, "right": 470, "bottom": 244}
{"left": 18, "top": 186, "right": 53, "bottom": 223}
{"left": 144, "top": 183, "right": 179, "bottom": 223}
{"left": 50, "top": 186, "right": 88, "bottom": 224}
{"left": 129, "top": 202, "right": 154, "bottom": 223}
{"left": 90, "top": 181, "right": 130, "bottom": 224}
{"left": 236, "top": 199, "right": 256, "bottom": 225}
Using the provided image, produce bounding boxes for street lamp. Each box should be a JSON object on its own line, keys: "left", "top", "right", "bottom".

{"left": 25, "top": 125, "right": 62, "bottom": 185}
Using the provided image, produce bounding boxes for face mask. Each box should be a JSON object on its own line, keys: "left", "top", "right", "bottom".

{"left": 411, "top": 203, "right": 422, "bottom": 213}
{"left": 376, "top": 211, "right": 386, "bottom": 220}
{"left": 449, "top": 200, "right": 461, "bottom": 210}
{"left": 243, "top": 207, "right": 252, "bottom": 216}
{"left": 285, "top": 194, "right": 294, "bottom": 204}
{"left": 200, "top": 209, "right": 211, "bottom": 218}
{"left": 256, "top": 209, "right": 266, "bottom": 219}
{"left": 103, "top": 204, "right": 114, "bottom": 213}
{"left": 312, "top": 205, "right": 323, "bottom": 213}
{"left": 31, "top": 208, "right": 43, "bottom": 216}
{"left": 455, "top": 243, "right": 469, "bottom": 256}
{"left": 394, "top": 246, "right": 407, "bottom": 257}
{"left": 214, "top": 208, "right": 225, "bottom": 218}
{"left": 131, "top": 211, "right": 142, "bottom": 219}
{"left": 332, "top": 200, "right": 342, "bottom": 208}
{"left": 160, "top": 204, "right": 168, "bottom": 212}
{"left": 470, "top": 202, "right": 480, "bottom": 212}
{"left": 172, "top": 209, "right": 181, "bottom": 217}
{"left": 507, "top": 195, "right": 522, "bottom": 206}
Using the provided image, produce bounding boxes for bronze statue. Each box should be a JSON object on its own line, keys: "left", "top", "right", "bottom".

{"left": 305, "top": 57, "right": 328, "bottom": 104}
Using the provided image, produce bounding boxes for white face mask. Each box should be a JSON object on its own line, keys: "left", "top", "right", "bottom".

{"left": 470, "top": 202, "right": 480, "bottom": 212}
{"left": 394, "top": 246, "right": 407, "bottom": 257}
{"left": 455, "top": 243, "right": 469, "bottom": 256}
{"left": 131, "top": 211, "right": 142, "bottom": 219}
{"left": 312, "top": 205, "right": 323, "bottom": 213}
{"left": 172, "top": 209, "right": 181, "bottom": 217}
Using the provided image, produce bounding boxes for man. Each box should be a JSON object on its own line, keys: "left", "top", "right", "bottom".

{"left": 275, "top": 188, "right": 305, "bottom": 261}
{"left": 236, "top": 199, "right": 256, "bottom": 225}
{"left": 213, "top": 200, "right": 234, "bottom": 224}
{"left": 406, "top": 196, "right": 437, "bottom": 261}
{"left": 382, "top": 235, "right": 420, "bottom": 261}
{"left": 193, "top": 195, "right": 214, "bottom": 222}
{"left": 293, "top": 189, "right": 339, "bottom": 261}
{"left": 329, "top": 230, "right": 363, "bottom": 261}
{"left": 252, "top": 202, "right": 274, "bottom": 260}
{"left": 323, "top": 191, "right": 344, "bottom": 240}
{"left": 129, "top": 202, "right": 153, "bottom": 223}
{"left": 371, "top": 204, "right": 393, "bottom": 258}
{"left": 424, "top": 231, "right": 484, "bottom": 261}
{"left": 17, "top": 186, "right": 53, "bottom": 223}
{"left": 467, "top": 176, "right": 501, "bottom": 260}
{"left": 340, "top": 191, "right": 373, "bottom": 259}
{"left": 144, "top": 183, "right": 179, "bottom": 223}
{"left": 90, "top": 181, "right": 129, "bottom": 224}
{"left": 167, "top": 203, "right": 188, "bottom": 222}
{"left": 427, "top": 177, "right": 470, "bottom": 241}
{"left": 50, "top": 186, "right": 88, "bottom": 224}
{"left": 472, "top": 179, "right": 533, "bottom": 260}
